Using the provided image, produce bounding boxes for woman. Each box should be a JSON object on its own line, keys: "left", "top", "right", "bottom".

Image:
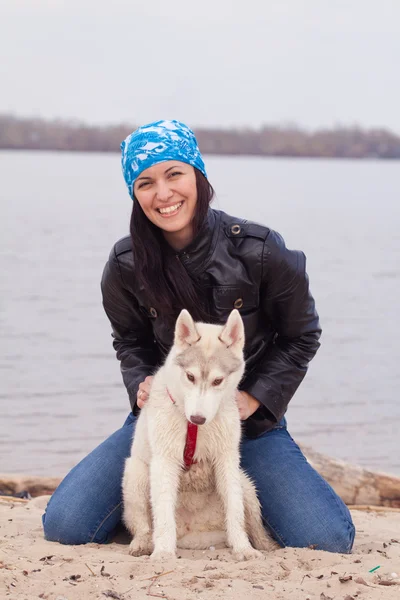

{"left": 43, "top": 120, "right": 355, "bottom": 553}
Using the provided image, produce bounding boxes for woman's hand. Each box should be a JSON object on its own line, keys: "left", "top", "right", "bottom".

{"left": 236, "top": 390, "right": 261, "bottom": 420}
{"left": 137, "top": 376, "right": 154, "bottom": 408}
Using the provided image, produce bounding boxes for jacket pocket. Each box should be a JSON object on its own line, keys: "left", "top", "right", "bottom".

{"left": 211, "top": 286, "right": 259, "bottom": 312}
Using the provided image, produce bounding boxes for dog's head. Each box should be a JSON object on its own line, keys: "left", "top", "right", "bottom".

{"left": 169, "top": 309, "right": 245, "bottom": 425}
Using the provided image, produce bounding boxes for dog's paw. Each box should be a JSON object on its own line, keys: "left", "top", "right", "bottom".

{"left": 150, "top": 550, "right": 176, "bottom": 562}
{"left": 233, "top": 547, "right": 264, "bottom": 561}
{"left": 128, "top": 536, "right": 153, "bottom": 557}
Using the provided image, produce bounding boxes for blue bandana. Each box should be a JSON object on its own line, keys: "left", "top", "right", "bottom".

{"left": 120, "top": 120, "right": 207, "bottom": 198}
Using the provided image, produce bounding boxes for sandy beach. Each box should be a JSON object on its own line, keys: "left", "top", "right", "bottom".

{"left": 1, "top": 496, "right": 399, "bottom": 600}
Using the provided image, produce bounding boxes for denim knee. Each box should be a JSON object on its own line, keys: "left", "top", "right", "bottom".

{"left": 301, "top": 515, "right": 356, "bottom": 554}
{"left": 42, "top": 497, "right": 93, "bottom": 545}
{"left": 41, "top": 415, "right": 135, "bottom": 545}
{"left": 326, "top": 518, "right": 356, "bottom": 554}
{"left": 42, "top": 492, "right": 122, "bottom": 546}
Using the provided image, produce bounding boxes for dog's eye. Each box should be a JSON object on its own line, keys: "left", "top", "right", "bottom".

{"left": 212, "top": 378, "right": 223, "bottom": 386}
{"left": 186, "top": 372, "right": 195, "bottom": 383}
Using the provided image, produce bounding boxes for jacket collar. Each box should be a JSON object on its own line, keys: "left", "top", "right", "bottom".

{"left": 175, "top": 208, "right": 220, "bottom": 276}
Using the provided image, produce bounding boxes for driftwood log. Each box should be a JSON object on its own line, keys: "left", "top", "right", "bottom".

{"left": 1, "top": 445, "right": 399, "bottom": 507}
{"left": 302, "top": 445, "right": 400, "bottom": 508}
{"left": 0, "top": 474, "right": 61, "bottom": 497}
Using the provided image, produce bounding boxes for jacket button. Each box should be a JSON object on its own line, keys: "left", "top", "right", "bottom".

{"left": 233, "top": 298, "right": 243, "bottom": 309}
{"left": 149, "top": 307, "right": 158, "bottom": 318}
{"left": 231, "top": 224, "right": 241, "bottom": 235}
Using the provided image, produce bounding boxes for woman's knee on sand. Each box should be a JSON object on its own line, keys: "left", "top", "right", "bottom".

{"left": 42, "top": 487, "right": 123, "bottom": 545}
{"left": 42, "top": 416, "right": 135, "bottom": 545}
{"left": 240, "top": 427, "right": 356, "bottom": 554}
{"left": 264, "top": 511, "right": 355, "bottom": 554}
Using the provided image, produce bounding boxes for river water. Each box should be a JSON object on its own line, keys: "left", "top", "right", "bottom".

{"left": 1, "top": 151, "right": 399, "bottom": 477}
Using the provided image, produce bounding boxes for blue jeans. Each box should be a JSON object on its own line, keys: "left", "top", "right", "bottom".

{"left": 42, "top": 414, "right": 355, "bottom": 553}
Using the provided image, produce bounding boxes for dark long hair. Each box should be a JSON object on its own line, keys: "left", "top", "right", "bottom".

{"left": 130, "top": 168, "right": 214, "bottom": 323}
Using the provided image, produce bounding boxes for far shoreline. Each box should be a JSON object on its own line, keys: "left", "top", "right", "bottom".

{"left": 2, "top": 115, "right": 400, "bottom": 160}
{"left": 1, "top": 147, "right": 400, "bottom": 161}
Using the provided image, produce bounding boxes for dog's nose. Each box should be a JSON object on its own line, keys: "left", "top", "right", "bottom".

{"left": 190, "top": 415, "right": 206, "bottom": 425}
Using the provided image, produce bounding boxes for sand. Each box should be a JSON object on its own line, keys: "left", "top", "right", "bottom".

{"left": 1, "top": 496, "right": 400, "bottom": 600}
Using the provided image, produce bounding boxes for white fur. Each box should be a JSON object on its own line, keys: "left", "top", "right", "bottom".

{"left": 122, "top": 309, "right": 276, "bottom": 560}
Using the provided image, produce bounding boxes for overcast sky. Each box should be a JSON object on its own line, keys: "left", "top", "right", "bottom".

{"left": 1, "top": 0, "right": 399, "bottom": 132}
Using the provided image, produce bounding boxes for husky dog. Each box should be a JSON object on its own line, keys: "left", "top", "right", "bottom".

{"left": 122, "top": 309, "right": 276, "bottom": 560}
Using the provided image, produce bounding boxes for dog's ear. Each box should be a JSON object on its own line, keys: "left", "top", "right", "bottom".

{"left": 174, "top": 309, "right": 201, "bottom": 348}
{"left": 219, "top": 309, "right": 245, "bottom": 350}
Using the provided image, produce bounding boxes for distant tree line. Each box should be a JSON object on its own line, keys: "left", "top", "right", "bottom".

{"left": 1, "top": 114, "right": 400, "bottom": 159}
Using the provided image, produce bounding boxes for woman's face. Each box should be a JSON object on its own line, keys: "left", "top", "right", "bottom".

{"left": 133, "top": 160, "right": 197, "bottom": 250}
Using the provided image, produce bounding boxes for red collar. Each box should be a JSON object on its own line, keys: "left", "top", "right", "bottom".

{"left": 167, "top": 388, "right": 198, "bottom": 470}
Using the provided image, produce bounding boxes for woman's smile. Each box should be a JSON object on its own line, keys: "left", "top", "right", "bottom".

{"left": 156, "top": 200, "right": 184, "bottom": 217}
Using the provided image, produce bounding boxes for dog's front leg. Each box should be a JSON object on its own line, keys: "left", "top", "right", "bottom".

{"left": 150, "top": 455, "right": 181, "bottom": 560}
{"left": 123, "top": 456, "right": 153, "bottom": 557}
{"left": 215, "top": 456, "right": 262, "bottom": 561}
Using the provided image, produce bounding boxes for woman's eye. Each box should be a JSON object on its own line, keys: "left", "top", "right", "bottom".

{"left": 137, "top": 181, "right": 150, "bottom": 189}
{"left": 212, "top": 378, "right": 223, "bottom": 386}
{"left": 169, "top": 171, "right": 181, "bottom": 178}
{"left": 187, "top": 372, "right": 195, "bottom": 383}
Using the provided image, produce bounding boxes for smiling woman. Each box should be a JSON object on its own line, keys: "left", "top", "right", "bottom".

{"left": 42, "top": 119, "right": 355, "bottom": 556}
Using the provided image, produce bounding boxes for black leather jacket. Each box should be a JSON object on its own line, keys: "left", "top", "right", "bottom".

{"left": 101, "top": 208, "right": 321, "bottom": 437}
